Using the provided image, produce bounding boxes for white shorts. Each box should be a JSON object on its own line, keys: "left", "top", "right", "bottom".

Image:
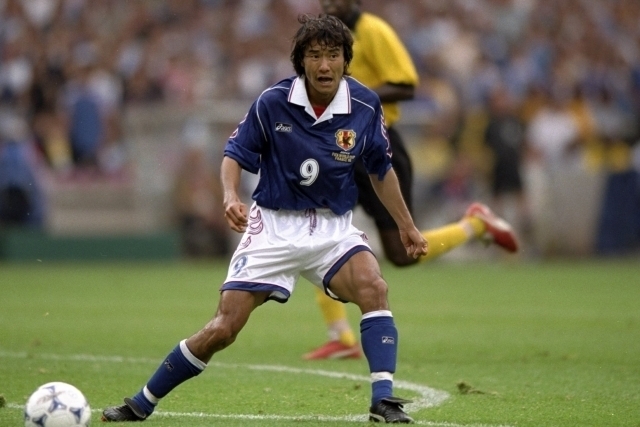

{"left": 221, "top": 203, "right": 372, "bottom": 303}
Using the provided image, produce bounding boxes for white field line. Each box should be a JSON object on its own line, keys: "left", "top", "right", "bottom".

{"left": 6, "top": 403, "right": 513, "bottom": 427}
{"left": 0, "top": 350, "right": 514, "bottom": 427}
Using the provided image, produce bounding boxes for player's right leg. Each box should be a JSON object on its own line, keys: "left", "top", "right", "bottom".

{"left": 101, "top": 290, "right": 268, "bottom": 422}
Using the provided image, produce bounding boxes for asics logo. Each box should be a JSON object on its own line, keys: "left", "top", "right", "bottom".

{"left": 275, "top": 122, "right": 292, "bottom": 132}
{"left": 382, "top": 336, "right": 395, "bottom": 344}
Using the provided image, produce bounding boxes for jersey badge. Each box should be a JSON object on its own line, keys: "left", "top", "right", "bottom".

{"left": 335, "top": 129, "right": 356, "bottom": 151}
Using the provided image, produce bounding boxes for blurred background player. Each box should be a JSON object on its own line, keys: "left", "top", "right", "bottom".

{"left": 304, "top": 0, "right": 519, "bottom": 360}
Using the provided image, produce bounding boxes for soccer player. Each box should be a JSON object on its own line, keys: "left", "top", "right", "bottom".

{"left": 303, "top": 0, "right": 519, "bottom": 360}
{"left": 102, "top": 14, "right": 426, "bottom": 424}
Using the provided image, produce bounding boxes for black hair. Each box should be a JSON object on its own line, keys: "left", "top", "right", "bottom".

{"left": 290, "top": 14, "right": 353, "bottom": 77}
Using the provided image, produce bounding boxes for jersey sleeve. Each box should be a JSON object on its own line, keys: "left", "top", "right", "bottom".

{"left": 223, "top": 100, "right": 266, "bottom": 174}
{"left": 361, "top": 104, "right": 393, "bottom": 181}
{"left": 358, "top": 15, "right": 418, "bottom": 86}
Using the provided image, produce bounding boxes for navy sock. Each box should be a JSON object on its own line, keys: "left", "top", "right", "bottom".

{"left": 131, "top": 340, "right": 206, "bottom": 415}
{"left": 130, "top": 390, "right": 155, "bottom": 417}
{"left": 360, "top": 312, "right": 398, "bottom": 406}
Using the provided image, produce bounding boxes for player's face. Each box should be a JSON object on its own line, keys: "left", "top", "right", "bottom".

{"left": 303, "top": 41, "right": 345, "bottom": 106}
{"left": 320, "top": 0, "right": 356, "bottom": 21}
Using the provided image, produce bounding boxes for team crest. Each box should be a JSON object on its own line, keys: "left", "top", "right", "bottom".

{"left": 335, "top": 129, "right": 356, "bottom": 151}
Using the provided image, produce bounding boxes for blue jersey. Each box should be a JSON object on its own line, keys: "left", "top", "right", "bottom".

{"left": 224, "top": 76, "right": 392, "bottom": 215}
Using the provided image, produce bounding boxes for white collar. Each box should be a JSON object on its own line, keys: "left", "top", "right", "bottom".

{"left": 288, "top": 76, "right": 351, "bottom": 124}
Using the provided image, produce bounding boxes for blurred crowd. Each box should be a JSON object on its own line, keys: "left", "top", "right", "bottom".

{"left": 1, "top": 0, "right": 639, "bottom": 255}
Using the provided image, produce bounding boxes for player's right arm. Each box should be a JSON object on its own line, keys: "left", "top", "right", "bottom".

{"left": 221, "top": 156, "right": 248, "bottom": 233}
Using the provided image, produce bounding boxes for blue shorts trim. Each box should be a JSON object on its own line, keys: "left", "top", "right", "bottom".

{"left": 220, "top": 281, "right": 291, "bottom": 304}
{"left": 323, "top": 245, "right": 373, "bottom": 302}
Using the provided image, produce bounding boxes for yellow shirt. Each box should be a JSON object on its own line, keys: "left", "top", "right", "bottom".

{"left": 349, "top": 12, "right": 419, "bottom": 127}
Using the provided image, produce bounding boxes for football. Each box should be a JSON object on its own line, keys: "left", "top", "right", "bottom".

{"left": 24, "top": 382, "right": 91, "bottom": 427}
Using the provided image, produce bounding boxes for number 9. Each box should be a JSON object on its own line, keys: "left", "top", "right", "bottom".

{"left": 300, "top": 158, "right": 319, "bottom": 186}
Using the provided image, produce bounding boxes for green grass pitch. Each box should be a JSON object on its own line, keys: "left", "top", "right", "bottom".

{"left": 1, "top": 258, "right": 639, "bottom": 426}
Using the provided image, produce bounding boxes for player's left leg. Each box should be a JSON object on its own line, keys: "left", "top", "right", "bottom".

{"left": 328, "top": 250, "right": 413, "bottom": 423}
{"left": 303, "top": 126, "right": 414, "bottom": 360}
{"left": 101, "top": 290, "right": 269, "bottom": 422}
{"left": 304, "top": 205, "right": 519, "bottom": 360}
{"left": 304, "top": 204, "right": 519, "bottom": 360}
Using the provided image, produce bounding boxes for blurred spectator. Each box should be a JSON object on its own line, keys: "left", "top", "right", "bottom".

{"left": 172, "top": 118, "right": 229, "bottom": 258}
{"left": 483, "top": 85, "right": 529, "bottom": 236}
{"left": 0, "top": 110, "right": 47, "bottom": 228}
{"left": 589, "top": 86, "right": 638, "bottom": 170}
{"left": 526, "top": 85, "right": 582, "bottom": 169}
{"left": 61, "top": 63, "right": 104, "bottom": 168}
{"left": 524, "top": 83, "right": 587, "bottom": 255}
{"left": 29, "top": 45, "right": 73, "bottom": 173}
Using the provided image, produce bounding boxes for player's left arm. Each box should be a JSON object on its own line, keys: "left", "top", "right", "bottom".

{"left": 369, "top": 169, "right": 428, "bottom": 259}
{"left": 375, "top": 83, "right": 414, "bottom": 103}
{"left": 362, "top": 18, "right": 418, "bottom": 102}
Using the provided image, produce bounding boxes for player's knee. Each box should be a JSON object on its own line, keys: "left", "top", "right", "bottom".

{"left": 352, "top": 276, "right": 389, "bottom": 311}
{"left": 198, "top": 321, "right": 240, "bottom": 355}
{"left": 369, "top": 276, "right": 389, "bottom": 296}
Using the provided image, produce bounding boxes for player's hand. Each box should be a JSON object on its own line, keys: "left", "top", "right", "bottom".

{"left": 224, "top": 199, "right": 248, "bottom": 233}
{"left": 400, "top": 227, "right": 428, "bottom": 259}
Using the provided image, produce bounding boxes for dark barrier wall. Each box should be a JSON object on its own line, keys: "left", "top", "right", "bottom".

{"left": 0, "top": 229, "right": 180, "bottom": 261}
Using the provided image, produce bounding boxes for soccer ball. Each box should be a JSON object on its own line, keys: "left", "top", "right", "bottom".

{"left": 24, "top": 382, "right": 91, "bottom": 427}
